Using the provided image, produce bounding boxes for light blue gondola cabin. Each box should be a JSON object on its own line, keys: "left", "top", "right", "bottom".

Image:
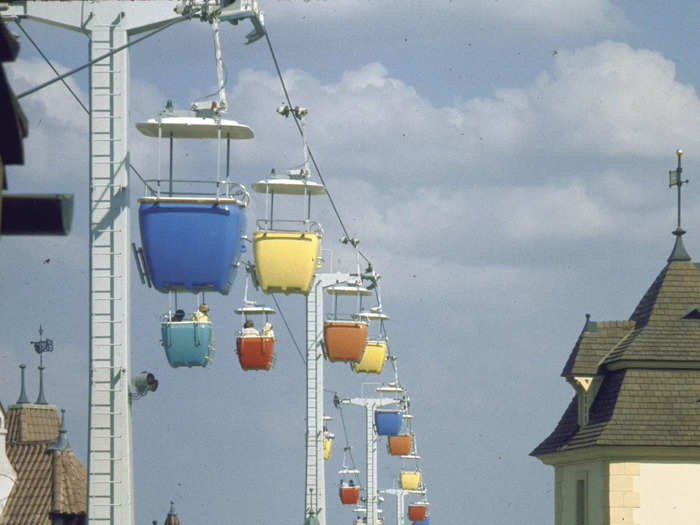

{"left": 161, "top": 321, "right": 213, "bottom": 368}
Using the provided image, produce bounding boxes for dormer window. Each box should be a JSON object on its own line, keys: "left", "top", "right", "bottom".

{"left": 570, "top": 376, "right": 601, "bottom": 427}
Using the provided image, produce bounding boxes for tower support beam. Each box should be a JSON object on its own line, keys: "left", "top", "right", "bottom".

{"left": 382, "top": 488, "right": 426, "bottom": 525}
{"left": 305, "top": 272, "right": 351, "bottom": 525}
{"left": 341, "top": 396, "right": 401, "bottom": 525}
{"left": 1, "top": 2, "right": 263, "bottom": 524}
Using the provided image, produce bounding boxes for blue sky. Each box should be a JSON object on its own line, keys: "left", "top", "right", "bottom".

{"left": 3, "top": 1, "right": 700, "bottom": 523}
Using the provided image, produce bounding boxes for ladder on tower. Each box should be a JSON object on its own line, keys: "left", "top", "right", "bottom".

{"left": 87, "top": 19, "right": 132, "bottom": 525}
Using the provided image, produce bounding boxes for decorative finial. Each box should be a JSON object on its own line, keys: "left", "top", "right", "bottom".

{"left": 169, "top": 501, "right": 176, "bottom": 516}
{"left": 668, "top": 149, "right": 692, "bottom": 262}
{"left": 36, "top": 365, "right": 47, "bottom": 405}
{"left": 669, "top": 148, "right": 689, "bottom": 233}
{"left": 30, "top": 325, "right": 54, "bottom": 368}
{"left": 30, "top": 326, "right": 54, "bottom": 405}
{"left": 16, "top": 364, "right": 28, "bottom": 405}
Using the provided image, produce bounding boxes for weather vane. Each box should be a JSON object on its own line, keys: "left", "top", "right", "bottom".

{"left": 669, "top": 149, "right": 689, "bottom": 235}
{"left": 30, "top": 325, "right": 54, "bottom": 368}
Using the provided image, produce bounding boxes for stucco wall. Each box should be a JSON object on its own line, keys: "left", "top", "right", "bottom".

{"left": 555, "top": 460, "right": 608, "bottom": 525}
{"left": 0, "top": 412, "right": 16, "bottom": 519}
{"left": 637, "top": 461, "right": 700, "bottom": 525}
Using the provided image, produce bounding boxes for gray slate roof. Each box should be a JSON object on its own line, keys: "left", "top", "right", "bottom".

{"left": 533, "top": 243, "right": 700, "bottom": 457}
{"left": 532, "top": 369, "right": 700, "bottom": 455}
{"left": 561, "top": 320, "right": 635, "bottom": 377}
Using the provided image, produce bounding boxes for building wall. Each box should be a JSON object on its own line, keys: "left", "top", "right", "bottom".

{"left": 554, "top": 459, "right": 700, "bottom": 525}
{"left": 555, "top": 460, "right": 608, "bottom": 525}
{"left": 0, "top": 411, "right": 17, "bottom": 519}
{"left": 608, "top": 462, "right": 639, "bottom": 525}
{"left": 637, "top": 461, "right": 700, "bottom": 525}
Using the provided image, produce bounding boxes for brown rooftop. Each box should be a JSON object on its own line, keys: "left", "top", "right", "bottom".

{"left": 2, "top": 404, "right": 86, "bottom": 525}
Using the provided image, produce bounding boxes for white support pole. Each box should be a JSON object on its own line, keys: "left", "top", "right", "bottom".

{"left": 305, "top": 277, "right": 323, "bottom": 523}
{"left": 366, "top": 401, "right": 378, "bottom": 525}
{"left": 305, "top": 272, "right": 351, "bottom": 525}
{"left": 87, "top": 14, "right": 133, "bottom": 524}
{"left": 211, "top": 18, "right": 228, "bottom": 113}
{"left": 343, "top": 397, "right": 399, "bottom": 525}
{"left": 0, "top": 3, "right": 260, "bottom": 524}
{"left": 382, "top": 488, "right": 426, "bottom": 525}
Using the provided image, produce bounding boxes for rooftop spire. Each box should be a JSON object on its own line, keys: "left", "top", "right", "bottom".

{"left": 36, "top": 365, "right": 47, "bottom": 405}
{"left": 668, "top": 149, "right": 691, "bottom": 262}
{"left": 16, "top": 364, "right": 28, "bottom": 405}
{"left": 164, "top": 500, "right": 180, "bottom": 525}
{"left": 48, "top": 409, "right": 71, "bottom": 451}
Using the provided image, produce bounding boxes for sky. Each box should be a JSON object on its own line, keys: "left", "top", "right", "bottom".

{"left": 3, "top": 0, "right": 700, "bottom": 523}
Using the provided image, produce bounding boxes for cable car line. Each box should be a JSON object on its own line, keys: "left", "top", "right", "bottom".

{"left": 263, "top": 29, "right": 371, "bottom": 266}
{"left": 17, "top": 14, "right": 190, "bottom": 100}
{"left": 15, "top": 20, "right": 87, "bottom": 112}
{"left": 14, "top": 20, "right": 163, "bottom": 196}
{"left": 270, "top": 293, "right": 306, "bottom": 365}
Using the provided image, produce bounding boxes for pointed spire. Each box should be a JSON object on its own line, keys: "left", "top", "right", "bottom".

{"left": 668, "top": 233, "right": 691, "bottom": 262}
{"left": 36, "top": 365, "right": 47, "bottom": 405}
{"left": 164, "top": 500, "right": 180, "bottom": 525}
{"left": 668, "top": 149, "right": 692, "bottom": 262}
{"left": 16, "top": 364, "right": 28, "bottom": 405}
{"left": 48, "top": 409, "right": 71, "bottom": 451}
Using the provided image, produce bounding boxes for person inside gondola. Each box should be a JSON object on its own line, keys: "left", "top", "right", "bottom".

{"left": 262, "top": 321, "right": 275, "bottom": 338}
{"left": 171, "top": 309, "right": 186, "bottom": 322}
{"left": 191, "top": 304, "right": 210, "bottom": 322}
{"left": 348, "top": 479, "right": 355, "bottom": 487}
{"left": 242, "top": 319, "right": 259, "bottom": 337}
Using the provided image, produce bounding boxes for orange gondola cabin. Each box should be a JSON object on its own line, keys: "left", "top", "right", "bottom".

{"left": 388, "top": 434, "right": 412, "bottom": 456}
{"left": 235, "top": 302, "right": 276, "bottom": 371}
{"left": 339, "top": 481, "right": 361, "bottom": 505}
{"left": 324, "top": 282, "right": 371, "bottom": 363}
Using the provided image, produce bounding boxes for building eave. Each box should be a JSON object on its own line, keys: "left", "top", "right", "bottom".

{"left": 534, "top": 444, "right": 700, "bottom": 466}
{"left": 604, "top": 359, "right": 700, "bottom": 371}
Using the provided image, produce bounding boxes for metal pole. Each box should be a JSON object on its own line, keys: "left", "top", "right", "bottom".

{"left": 305, "top": 277, "right": 325, "bottom": 525}
{"left": 367, "top": 402, "right": 377, "bottom": 525}
{"left": 304, "top": 272, "right": 352, "bottom": 525}
{"left": 168, "top": 133, "right": 173, "bottom": 196}
{"left": 343, "top": 396, "right": 400, "bottom": 525}
{"left": 226, "top": 135, "right": 231, "bottom": 181}
{"left": 1, "top": 3, "right": 266, "bottom": 525}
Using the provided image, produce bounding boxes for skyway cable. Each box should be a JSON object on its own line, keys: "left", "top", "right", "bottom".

{"left": 14, "top": 20, "right": 163, "bottom": 194}
{"left": 263, "top": 29, "right": 371, "bottom": 265}
{"left": 271, "top": 293, "right": 306, "bottom": 365}
{"left": 17, "top": 15, "right": 187, "bottom": 100}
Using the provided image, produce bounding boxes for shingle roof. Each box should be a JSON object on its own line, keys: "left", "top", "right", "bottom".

{"left": 6, "top": 405, "right": 60, "bottom": 445}
{"left": 532, "top": 369, "right": 700, "bottom": 455}
{"left": 601, "top": 259, "right": 700, "bottom": 366}
{"left": 52, "top": 451, "right": 87, "bottom": 515}
{"left": 629, "top": 259, "right": 700, "bottom": 327}
{"left": 534, "top": 239, "right": 700, "bottom": 457}
{"left": 561, "top": 320, "right": 635, "bottom": 377}
{"left": 1, "top": 404, "right": 86, "bottom": 525}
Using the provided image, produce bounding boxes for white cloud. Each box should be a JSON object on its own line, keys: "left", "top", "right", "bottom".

{"left": 540, "top": 41, "right": 700, "bottom": 156}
